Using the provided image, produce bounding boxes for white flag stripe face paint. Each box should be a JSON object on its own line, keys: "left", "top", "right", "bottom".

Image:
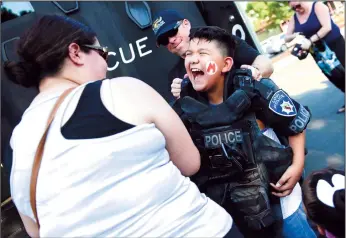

{"left": 206, "top": 61, "right": 217, "bottom": 75}
{"left": 316, "top": 174, "right": 345, "bottom": 207}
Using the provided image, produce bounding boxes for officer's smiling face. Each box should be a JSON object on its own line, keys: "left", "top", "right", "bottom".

{"left": 184, "top": 38, "right": 233, "bottom": 92}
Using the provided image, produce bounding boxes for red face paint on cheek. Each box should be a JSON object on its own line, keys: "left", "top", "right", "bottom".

{"left": 206, "top": 61, "right": 217, "bottom": 75}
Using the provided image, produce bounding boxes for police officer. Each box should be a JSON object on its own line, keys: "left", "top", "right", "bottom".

{"left": 172, "top": 26, "right": 316, "bottom": 238}
{"left": 151, "top": 9, "right": 273, "bottom": 103}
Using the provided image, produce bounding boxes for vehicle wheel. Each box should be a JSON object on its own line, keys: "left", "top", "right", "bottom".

{"left": 281, "top": 44, "right": 288, "bottom": 52}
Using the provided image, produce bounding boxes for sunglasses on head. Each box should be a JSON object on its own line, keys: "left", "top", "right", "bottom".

{"left": 157, "top": 21, "right": 182, "bottom": 47}
{"left": 291, "top": 4, "right": 301, "bottom": 11}
{"left": 82, "top": 44, "right": 109, "bottom": 62}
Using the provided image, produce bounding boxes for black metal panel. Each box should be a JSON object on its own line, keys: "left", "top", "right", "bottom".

{"left": 26, "top": 1, "right": 207, "bottom": 99}
{"left": 125, "top": 1, "right": 152, "bottom": 29}
{"left": 51, "top": 1, "right": 79, "bottom": 14}
{"left": 197, "top": 1, "right": 259, "bottom": 50}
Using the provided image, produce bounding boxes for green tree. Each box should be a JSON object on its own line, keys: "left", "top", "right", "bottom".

{"left": 20, "top": 10, "right": 30, "bottom": 16}
{"left": 246, "top": 2, "right": 294, "bottom": 31}
{"left": 1, "top": 7, "right": 18, "bottom": 23}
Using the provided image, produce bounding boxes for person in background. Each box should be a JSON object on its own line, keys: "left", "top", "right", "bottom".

{"left": 151, "top": 9, "right": 274, "bottom": 102}
{"left": 302, "top": 168, "right": 345, "bottom": 238}
{"left": 5, "top": 14, "right": 237, "bottom": 237}
{"left": 285, "top": 1, "right": 345, "bottom": 113}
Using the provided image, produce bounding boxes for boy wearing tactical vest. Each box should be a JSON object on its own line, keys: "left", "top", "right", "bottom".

{"left": 173, "top": 26, "right": 316, "bottom": 238}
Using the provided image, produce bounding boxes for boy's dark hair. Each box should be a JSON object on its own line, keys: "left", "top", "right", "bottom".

{"left": 189, "top": 26, "right": 236, "bottom": 58}
{"left": 4, "top": 15, "right": 97, "bottom": 88}
{"left": 302, "top": 168, "right": 345, "bottom": 238}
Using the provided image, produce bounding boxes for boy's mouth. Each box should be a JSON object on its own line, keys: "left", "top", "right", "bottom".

{"left": 191, "top": 68, "right": 205, "bottom": 80}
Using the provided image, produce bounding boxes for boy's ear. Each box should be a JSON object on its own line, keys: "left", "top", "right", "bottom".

{"left": 317, "top": 226, "right": 325, "bottom": 236}
{"left": 221, "top": 57, "right": 234, "bottom": 73}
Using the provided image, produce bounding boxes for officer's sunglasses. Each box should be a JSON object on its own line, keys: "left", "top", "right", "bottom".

{"left": 82, "top": 44, "right": 109, "bottom": 62}
{"left": 157, "top": 21, "right": 182, "bottom": 47}
{"left": 291, "top": 4, "right": 302, "bottom": 11}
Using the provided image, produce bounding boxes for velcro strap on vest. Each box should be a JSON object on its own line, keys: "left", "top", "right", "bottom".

{"left": 254, "top": 80, "right": 277, "bottom": 101}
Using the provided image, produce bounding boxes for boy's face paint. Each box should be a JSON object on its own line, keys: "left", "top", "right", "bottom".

{"left": 206, "top": 61, "right": 218, "bottom": 75}
{"left": 184, "top": 39, "right": 225, "bottom": 92}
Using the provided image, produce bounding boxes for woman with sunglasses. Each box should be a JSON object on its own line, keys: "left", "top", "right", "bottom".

{"left": 285, "top": 1, "right": 345, "bottom": 113}
{"left": 4, "top": 15, "right": 236, "bottom": 237}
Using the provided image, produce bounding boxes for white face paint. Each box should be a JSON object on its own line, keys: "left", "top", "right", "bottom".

{"left": 205, "top": 61, "right": 218, "bottom": 75}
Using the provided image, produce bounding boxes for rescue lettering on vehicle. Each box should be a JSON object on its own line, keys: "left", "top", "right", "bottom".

{"left": 204, "top": 129, "right": 243, "bottom": 149}
{"left": 289, "top": 105, "right": 310, "bottom": 133}
{"left": 107, "top": 36, "right": 152, "bottom": 71}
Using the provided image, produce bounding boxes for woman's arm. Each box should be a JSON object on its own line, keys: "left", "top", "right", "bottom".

{"left": 284, "top": 16, "right": 297, "bottom": 43}
{"left": 109, "top": 77, "right": 200, "bottom": 177}
{"left": 310, "top": 2, "right": 332, "bottom": 43}
{"left": 148, "top": 88, "right": 201, "bottom": 176}
{"left": 18, "top": 212, "right": 39, "bottom": 238}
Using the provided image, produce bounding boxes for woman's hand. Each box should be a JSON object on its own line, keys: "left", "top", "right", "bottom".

{"left": 297, "top": 37, "right": 312, "bottom": 50}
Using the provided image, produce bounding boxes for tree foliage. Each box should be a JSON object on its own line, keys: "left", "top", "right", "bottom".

{"left": 1, "top": 7, "right": 17, "bottom": 23}
{"left": 246, "top": 2, "right": 294, "bottom": 30}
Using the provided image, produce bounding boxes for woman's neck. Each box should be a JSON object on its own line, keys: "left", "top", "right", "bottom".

{"left": 39, "top": 76, "right": 80, "bottom": 94}
{"left": 297, "top": 3, "right": 312, "bottom": 17}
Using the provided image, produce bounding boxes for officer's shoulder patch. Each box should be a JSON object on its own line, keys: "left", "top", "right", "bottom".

{"left": 269, "top": 90, "right": 297, "bottom": 117}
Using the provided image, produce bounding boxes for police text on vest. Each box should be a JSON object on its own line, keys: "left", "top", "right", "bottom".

{"left": 204, "top": 129, "right": 243, "bottom": 149}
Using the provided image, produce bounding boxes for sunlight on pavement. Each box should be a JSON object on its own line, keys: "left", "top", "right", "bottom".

{"left": 327, "top": 154, "right": 345, "bottom": 168}
{"left": 307, "top": 119, "right": 326, "bottom": 130}
{"left": 270, "top": 54, "right": 330, "bottom": 97}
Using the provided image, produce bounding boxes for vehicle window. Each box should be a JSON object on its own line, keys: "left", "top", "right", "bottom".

{"left": 1, "top": 2, "right": 34, "bottom": 24}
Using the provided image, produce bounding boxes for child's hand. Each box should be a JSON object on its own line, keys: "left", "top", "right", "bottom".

{"left": 171, "top": 74, "right": 188, "bottom": 99}
{"left": 240, "top": 65, "right": 262, "bottom": 80}
{"left": 270, "top": 164, "right": 304, "bottom": 197}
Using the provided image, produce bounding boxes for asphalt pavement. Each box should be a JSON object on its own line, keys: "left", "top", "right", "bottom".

{"left": 270, "top": 51, "right": 345, "bottom": 175}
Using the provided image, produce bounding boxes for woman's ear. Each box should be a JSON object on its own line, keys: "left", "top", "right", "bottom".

{"left": 67, "top": 43, "right": 84, "bottom": 66}
{"left": 221, "top": 57, "right": 234, "bottom": 73}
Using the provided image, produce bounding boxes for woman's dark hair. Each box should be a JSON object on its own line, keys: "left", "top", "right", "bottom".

{"left": 302, "top": 168, "right": 345, "bottom": 238}
{"left": 189, "top": 26, "right": 236, "bottom": 58}
{"left": 4, "top": 15, "right": 97, "bottom": 88}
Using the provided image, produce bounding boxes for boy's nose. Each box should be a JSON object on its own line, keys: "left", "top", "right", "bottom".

{"left": 190, "top": 55, "right": 199, "bottom": 64}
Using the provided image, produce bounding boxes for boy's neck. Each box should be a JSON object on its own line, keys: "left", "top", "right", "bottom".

{"left": 207, "top": 76, "right": 225, "bottom": 105}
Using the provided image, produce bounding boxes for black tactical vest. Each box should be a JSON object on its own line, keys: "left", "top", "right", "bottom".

{"left": 173, "top": 87, "right": 293, "bottom": 236}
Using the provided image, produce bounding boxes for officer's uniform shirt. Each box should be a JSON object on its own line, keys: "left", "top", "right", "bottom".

{"left": 10, "top": 79, "right": 232, "bottom": 237}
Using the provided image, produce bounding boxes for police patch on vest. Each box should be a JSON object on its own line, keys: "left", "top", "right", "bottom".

{"left": 204, "top": 129, "right": 243, "bottom": 149}
{"left": 289, "top": 105, "right": 310, "bottom": 133}
{"left": 269, "top": 90, "right": 297, "bottom": 117}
